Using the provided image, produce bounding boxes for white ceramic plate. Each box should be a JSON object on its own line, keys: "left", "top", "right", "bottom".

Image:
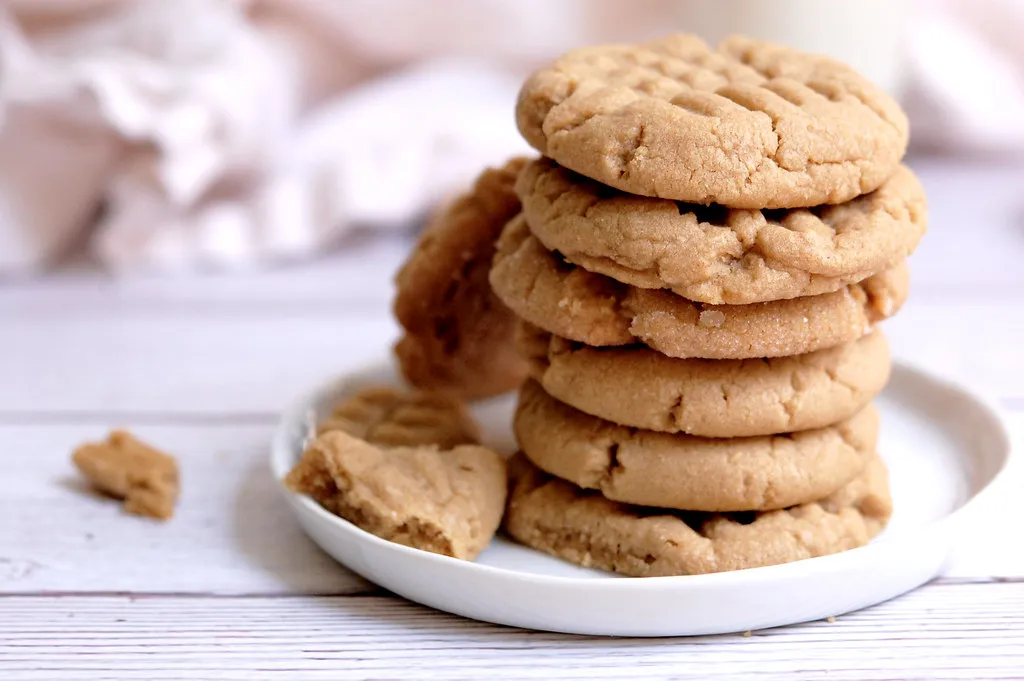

{"left": 271, "top": 360, "right": 1012, "bottom": 637}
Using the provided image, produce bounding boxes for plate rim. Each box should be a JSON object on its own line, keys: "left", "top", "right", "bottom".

{"left": 270, "top": 357, "right": 1015, "bottom": 590}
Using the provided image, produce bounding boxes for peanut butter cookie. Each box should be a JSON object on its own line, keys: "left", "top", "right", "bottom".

{"left": 518, "top": 322, "right": 890, "bottom": 437}
{"left": 394, "top": 158, "right": 530, "bottom": 400}
{"left": 517, "top": 34, "right": 908, "bottom": 208}
{"left": 318, "top": 386, "right": 480, "bottom": 450}
{"left": 490, "top": 217, "right": 908, "bottom": 359}
{"left": 286, "top": 430, "right": 506, "bottom": 561}
{"left": 505, "top": 454, "right": 892, "bottom": 576}
{"left": 514, "top": 380, "right": 877, "bottom": 512}
{"left": 517, "top": 157, "right": 926, "bottom": 304}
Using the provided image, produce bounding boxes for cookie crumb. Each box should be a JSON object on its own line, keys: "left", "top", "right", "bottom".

{"left": 827, "top": 616, "right": 837, "bottom": 624}
{"left": 698, "top": 310, "right": 725, "bottom": 327}
{"left": 743, "top": 630, "right": 752, "bottom": 638}
{"left": 72, "top": 430, "right": 179, "bottom": 520}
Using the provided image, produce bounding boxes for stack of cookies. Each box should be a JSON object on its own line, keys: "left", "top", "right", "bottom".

{"left": 490, "top": 34, "right": 927, "bottom": 576}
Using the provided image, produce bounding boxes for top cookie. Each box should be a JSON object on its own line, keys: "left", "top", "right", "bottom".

{"left": 517, "top": 34, "right": 908, "bottom": 208}
{"left": 518, "top": 158, "right": 927, "bottom": 304}
{"left": 393, "top": 158, "right": 530, "bottom": 400}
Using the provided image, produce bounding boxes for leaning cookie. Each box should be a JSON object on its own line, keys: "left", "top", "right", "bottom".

{"left": 318, "top": 386, "right": 480, "bottom": 450}
{"left": 515, "top": 380, "right": 877, "bottom": 512}
{"left": 518, "top": 158, "right": 926, "bottom": 305}
{"left": 286, "top": 430, "right": 506, "bottom": 561}
{"left": 490, "top": 217, "right": 908, "bottom": 359}
{"left": 504, "top": 455, "right": 892, "bottom": 576}
{"left": 394, "top": 158, "right": 530, "bottom": 400}
{"left": 517, "top": 322, "right": 890, "bottom": 437}
{"left": 517, "top": 34, "right": 908, "bottom": 208}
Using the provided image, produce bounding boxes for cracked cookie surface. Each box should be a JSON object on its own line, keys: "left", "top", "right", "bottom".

{"left": 490, "top": 216, "right": 908, "bottom": 359}
{"left": 518, "top": 158, "right": 926, "bottom": 304}
{"left": 517, "top": 34, "right": 908, "bottom": 208}
{"left": 504, "top": 454, "right": 891, "bottom": 576}
{"left": 394, "top": 158, "right": 530, "bottom": 400}
{"left": 518, "top": 322, "right": 890, "bottom": 438}
{"left": 286, "top": 430, "right": 506, "bottom": 560}
{"left": 318, "top": 386, "right": 480, "bottom": 450}
{"left": 514, "top": 379, "right": 877, "bottom": 512}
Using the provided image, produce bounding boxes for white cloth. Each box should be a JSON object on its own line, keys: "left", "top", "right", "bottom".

{"left": 0, "top": 0, "right": 1019, "bottom": 273}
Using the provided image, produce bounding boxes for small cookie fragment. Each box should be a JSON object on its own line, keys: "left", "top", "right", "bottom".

{"left": 72, "top": 430, "right": 179, "bottom": 520}
{"left": 318, "top": 386, "right": 480, "bottom": 450}
{"left": 286, "top": 430, "right": 506, "bottom": 560}
{"left": 518, "top": 322, "right": 891, "bottom": 437}
{"left": 514, "top": 380, "right": 877, "bottom": 512}
{"left": 504, "top": 456, "right": 892, "bottom": 576}
{"left": 394, "top": 158, "right": 531, "bottom": 400}
{"left": 517, "top": 158, "right": 927, "bottom": 304}
{"left": 517, "top": 34, "right": 908, "bottom": 208}
{"left": 490, "top": 217, "right": 909, "bottom": 359}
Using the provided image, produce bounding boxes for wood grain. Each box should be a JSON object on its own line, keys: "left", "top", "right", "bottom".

{"left": 2, "top": 585, "right": 1023, "bottom": 680}
{"left": 0, "top": 424, "right": 368, "bottom": 595}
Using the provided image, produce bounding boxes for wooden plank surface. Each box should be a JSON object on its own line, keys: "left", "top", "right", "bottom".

{"left": 2, "top": 585, "right": 1023, "bottom": 680}
{"left": 0, "top": 424, "right": 369, "bottom": 595}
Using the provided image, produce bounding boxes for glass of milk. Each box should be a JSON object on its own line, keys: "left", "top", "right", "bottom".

{"left": 671, "top": 0, "right": 910, "bottom": 95}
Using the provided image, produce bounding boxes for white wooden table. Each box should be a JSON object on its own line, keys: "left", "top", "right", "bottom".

{"left": 2, "top": 157, "right": 1023, "bottom": 680}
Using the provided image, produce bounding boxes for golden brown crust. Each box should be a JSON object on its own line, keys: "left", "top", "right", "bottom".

{"left": 394, "top": 158, "right": 531, "bottom": 400}
{"left": 518, "top": 322, "right": 890, "bottom": 437}
{"left": 517, "top": 158, "right": 926, "bottom": 304}
{"left": 504, "top": 455, "right": 892, "bottom": 576}
{"left": 72, "top": 430, "right": 179, "bottom": 520}
{"left": 490, "top": 217, "right": 908, "bottom": 359}
{"left": 286, "top": 430, "right": 506, "bottom": 561}
{"left": 514, "top": 380, "right": 878, "bottom": 512}
{"left": 318, "top": 386, "right": 480, "bottom": 450}
{"left": 517, "top": 34, "right": 908, "bottom": 208}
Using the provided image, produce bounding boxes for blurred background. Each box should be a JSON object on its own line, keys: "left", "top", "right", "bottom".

{"left": 0, "top": 0, "right": 1021, "bottom": 274}
{"left": 1, "top": 0, "right": 1022, "bottom": 646}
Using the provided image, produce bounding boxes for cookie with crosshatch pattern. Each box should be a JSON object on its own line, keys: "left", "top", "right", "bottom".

{"left": 516, "top": 157, "right": 926, "bottom": 305}
{"left": 489, "top": 216, "right": 908, "bottom": 360}
{"left": 516, "top": 34, "right": 908, "bottom": 209}
{"left": 317, "top": 386, "right": 480, "bottom": 450}
{"left": 516, "top": 321, "right": 890, "bottom": 438}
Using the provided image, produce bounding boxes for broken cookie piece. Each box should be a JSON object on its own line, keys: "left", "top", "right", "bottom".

{"left": 72, "top": 430, "right": 180, "bottom": 520}
{"left": 286, "top": 430, "right": 506, "bottom": 560}
{"left": 317, "top": 386, "right": 481, "bottom": 449}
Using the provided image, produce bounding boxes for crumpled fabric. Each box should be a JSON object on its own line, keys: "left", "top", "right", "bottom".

{"left": 0, "top": 0, "right": 1019, "bottom": 273}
